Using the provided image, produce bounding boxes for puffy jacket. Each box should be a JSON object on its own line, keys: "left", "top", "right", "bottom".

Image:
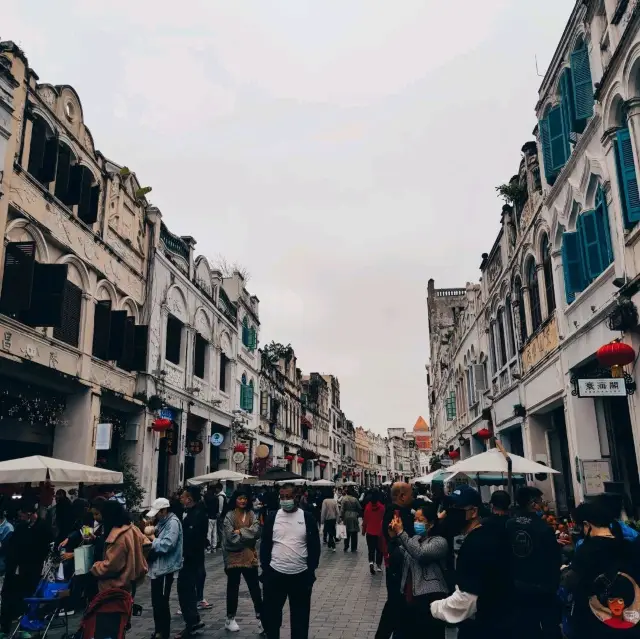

{"left": 148, "top": 513, "right": 183, "bottom": 579}
{"left": 362, "top": 501, "right": 385, "bottom": 537}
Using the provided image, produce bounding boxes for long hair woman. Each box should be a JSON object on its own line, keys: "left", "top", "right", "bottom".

{"left": 222, "top": 489, "right": 263, "bottom": 634}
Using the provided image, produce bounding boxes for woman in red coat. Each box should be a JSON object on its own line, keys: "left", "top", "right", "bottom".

{"left": 362, "top": 491, "right": 385, "bottom": 575}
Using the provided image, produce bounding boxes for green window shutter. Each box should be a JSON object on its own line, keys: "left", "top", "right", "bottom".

{"left": 548, "top": 105, "right": 569, "bottom": 173}
{"left": 561, "top": 231, "right": 585, "bottom": 303}
{"left": 571, "top": 46, "right": 594, "bottom": 124}
{"left": 579, "top": 210, "right": 606, "bottom": 281}
{"left": 595, "top": 189, "right": 614, "bottom": 266}
{"left": 240, "top": 384, "right": 248, "bottom": 410}
{"left": 250, "top": 327, "right": 257, "bottom": 350}
{"left": 248, "top": 382, "right": 254, "bottom": 413}
{"left": 560, "top": 68, "right": 577, "bottom": 135}
{"left": 539, "top": 118, "right": 555, "bottom": 184}
{"left": 615, "top": 129, "right": 640, "bottom": 225}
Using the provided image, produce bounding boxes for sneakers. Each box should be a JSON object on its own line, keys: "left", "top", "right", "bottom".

{"left": 257, "top": 618, "right": 264, "bottom": 635}
{"left": 225, "top": 617, "right": 240, "bottom": 632}
{"left": 369, "top": 562, "right": 375, "bottom": 575}
{"left": 332, "top": 547, "right": 336, "bottom": 552}
{"left": 376, "top": 565, "right": 383, "bottom": 572}
{"left": 197, "top": 600, "right": 212, "bottom": 610}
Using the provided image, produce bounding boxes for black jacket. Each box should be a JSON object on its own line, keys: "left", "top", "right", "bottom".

{"left": 382, "top": 503, "right": 415, "bottom": 581}
{"left": 181, "top": 503, "right": 209, "bottom": 565}
{"left": 260, "top": 509, "right": 320, "bottom": 574}
{"left": 6, "top": 518, "right": 52, "bottom": 579}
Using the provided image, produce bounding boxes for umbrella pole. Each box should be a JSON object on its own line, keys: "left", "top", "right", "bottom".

{"left": 495, "top": 440, "right": 514, "bottom": 501}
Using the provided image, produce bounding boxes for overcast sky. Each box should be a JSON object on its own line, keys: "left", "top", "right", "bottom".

{"left": 4, "top": 1, "right": 575, "bottom": 435}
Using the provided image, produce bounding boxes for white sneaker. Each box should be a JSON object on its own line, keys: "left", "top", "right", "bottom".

{"left": 376, "top": 565, "right": 383, "bottom": 572}
{"left": 225, "top": 617, "right": 240, "bottom": 632}
{"left": 257, "top": 619, "right": 264, "bottom": 634}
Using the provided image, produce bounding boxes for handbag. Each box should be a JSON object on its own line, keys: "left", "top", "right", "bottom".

{"left": 336, "top": 524, "right": 347, "bottom": 540}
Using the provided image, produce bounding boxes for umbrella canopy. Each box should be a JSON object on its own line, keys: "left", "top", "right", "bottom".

{"left": 412, "top": 469, "right": 449, "bottom": 484}
{"left": 445, "top": 449, "right": 560, "bottom": 475}
{"left": 258, "top": 467, "right": 304, "bottom": 481}
{"left": 310, "top": 479, "right": 335, "bottom": 487}
{"left": 187, "top": 470, "right": 254, "bottom": 486}
{"left": 338, "top": 480, "right": 358, "bottom": 486}
{"left": 0, "top": 455, "right": 123, "bottom": 485}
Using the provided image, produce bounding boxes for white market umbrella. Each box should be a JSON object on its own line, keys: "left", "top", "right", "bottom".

{"left": 412, "top": 469, "right": 450, "bottom": 484}
{"left": 187, "top": 470, "right": 254, "bottom": 486}
{"left": 339, "top": 480, "right": 358, "bottom": 486}
{"left": 310, "top": 479, "right": 335, "bottom": 487}
{"left": 381, "top": 480, "right": 393, "bottom": 486}
{"left": 0, "top": 455, "right": 123, "bottom": 485}
{"left": 445, "top": 448, "right": 560, "bottom": 476}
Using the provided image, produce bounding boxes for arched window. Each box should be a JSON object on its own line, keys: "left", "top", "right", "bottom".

{"left": 505, "top": 295, "right": 516, "bottom": 358}
{"left": 242, "top": 316, "right": 250, "bottom": 347}
{"left": 496, "top": 308, "right": 507, "bottom": 368}
{"left": 489, "top": 321, "right": 497, "bottom": 376}
{"left": 241, "top": 373, "right": 247, "bottom": 385}
{"left": 514, "top": 276, "right": 527, "bottom": 345}
{"left": 27, "top": 115, "right": 57, "bottom": 185}
{"left": 528, "top": 259, "right": 542, "bottom": 333}
{"left": 541, "top": 234, "right": 556, "bottom": 314}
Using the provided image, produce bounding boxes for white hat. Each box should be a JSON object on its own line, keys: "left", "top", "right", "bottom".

{"left": 146, "top": 497, "right": 171, "bottom": 518}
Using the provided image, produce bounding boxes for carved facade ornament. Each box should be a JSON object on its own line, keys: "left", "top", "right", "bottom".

{"left": 21, "top": 344, "right": 39, "bottom": 360}
{"left": 487, "top": 253, "right": 503, "bottom": 284}
{"left": 1, "top": 332, "right": 12, "bottom": 351}
{"left": 49, "top": 351, "right": 58, "bottom": 369}
{"left": 164, "top": 362, "right": 184, "bottom": 388}
{"left": 522, "top": 315, "right": 559, "bottom": 374}
{"left": 39, "top": 87, "right": 56, "bottom": 108}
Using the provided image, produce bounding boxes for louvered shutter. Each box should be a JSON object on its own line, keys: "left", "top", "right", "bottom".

{"left": 40, "top": 136, "right": 59, "bottom": 184}
{"left": 132, "top": 325, "right": 149, "bottom": 371}
{"left": 54, "top": 144, "right": 72, "bottom": 202}
{"left": 560, "top": 68, "right": 577, "bottom": 135}
{"left": 77, "top": 169, "right": 94, "bottom": 225}
{"left": 107, "top": 310, "right": 127, "bottom": 361}
{"left": 579, "top": 210, "right": 606, "bottom": 280}
{"left": 548, "top": 105, "right": 570, "bottom": 172}
{"left": 249, "top": 327, "right": 257, "bottom": 350}
{"left": 248, "top": 383, "right": 255, "bottom": 412}
{"left": 64, "top": 164, "right": 83, "bottom": 206}
{"left": 27, "top": 118, "right": 47, "bottom": 179}
{"left": 473, "top": 363, "right": 486, "bottom": 392}
{"left": 561, "top": 231, "right": 585, "bottom": 303}
{"left": 22, "top": 263, "right": 68, "bottom": 327}
{"left": 240, "top": 384, "right": 248, "bottom": 411}
{"left": 242, "top": 323, "right": 249, "bottom": 347}
{"left": 118, "top": 317, "right": 136, "bottom": 370}
{"left": 539, "top": 118, "right": 554, "bottom": 183}
{"left": 92, "top": 300, "right": 112, "bottom": 360}
{"left": 0, "top": 242, "right": 36, "bottom": 314}
{"left": 260, "top": 391, "right": 268, "bottom": 417}
{"left": 615, "top": 129, "right": 640, "bottom": 224}
{"left": 571, "top": 46, "right": 594, "bottom": 123}
{"left": 595, "top": 190, "right": 614, "bottom": 266}
{"left": 53, "top": 280, "right": 82, "bottom": 347}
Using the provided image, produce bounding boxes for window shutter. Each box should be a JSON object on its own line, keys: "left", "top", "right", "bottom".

{"left": 250, "top": 327, "right": 257, "bottom": 350}
{"left": 0, "top": 242, "right": 36, "bottom": 314}
{"left": 52, "top": 280, "right": 82, "bottom": 347}
{"left": 27, "top": 118, "right": 47, "bottom": 179}
{"left": 54, "top": 144, "right": 72, "bottom": 202}
{"left": 539, "top": 118, "right": 554, "bottom": 183}
{"left": 260, "top": 391, "right": 268, "bottom": 417}
{"left": 595, "top": 190, "right": 614, "bottom": 266}
{"left": 77, "top": 169, "right": 95, "bottom": 225}
{"left": 473, "top": 363, "right": 486, "bottom": 392}
{"left": 548, "top": 105, "right": 570, "bottom": 173}
{"left": 248, "top": 383, "right": 254, "bottom": 412}
{"left": 571, "top": 46, "right": 594, "bottom": 123}
{"left": 242, "top": 323, "right": 249, "bottom": 347}
{"left": 107, "top": 310, "right": 127, "bottom": 361}
{"left": 132, "top": 325, "right": 149, "bottom": 371}
{"left": 21, "top": 263, "right": 68, "bottom": 327}
{"left": 615, "top": 129, "right": 640, "bottom": 224}
{"left": 560, "top": 68, "right": 577, "bottom": 135}
{"left": 65, "top": 164, "right": 83, "bottom": 206}
{"left": 119, "top": 317, "right": 136, "bottom": 370}
{"left": 40, "top": 135, "right": 59, "bottom": 184}
{"left": 240, "top": 384, "right": 248, "bottom": 411}
{"left": 92, "top": 300, "right": 112, "bottom": 360}
{"left": 579, "top": 210, "right": 606, "bottom": 281}
{"left": 561, "top": 231, "right": 585, "bottom": 303}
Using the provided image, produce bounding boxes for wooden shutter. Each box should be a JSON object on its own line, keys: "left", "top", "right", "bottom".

{"left": 119, "top": 317, "right": 136, "bottom": 370}
{"left": 240, "top": 384, "right": 248, "bottom": 410}
{"left": 571, "top": 46, "right": 594, "bottom": 123}
{"left": 561, "top": 231, "right": 585, "bottom": 303}
{"left": 21, "top": 263, "right": 68, "bottom": 327}
{"left": 0, "top": 242, "right": 36, "bottom": 314}
{"left": 27, "top": 117, "right": 47, "bottom": 179}
{"left": 52, "top": 280, "right": 82, "bottom": 347}
{"left": 473, "top": 363, "right": 486, "bottom": 392}
{"left": 77, "top": 168, "right": 94, "bottom": 225}
{"left": 615, "top": 129, "right": 640, "bottom": 225}
{"left": 107, "top": 310, "right": 127, "bottom": 360}
{"left": 132, "top": 325, "right": 149, "bottom": 371}
{"left": 578, "top": 210, "right": 606, "bottom": 281}
{"left": 260, "top": 391, "right": 268, "bottom": 417}
{"left": 539, "top": 118, "right": 554, "bottom": 183}
{"left": 92, "top": 300, "right": 112, "bottom": 360}
{"left": 242, "top": 323, "right": 249, "bottom": 347}
{"left": 65, "top": 164, "right": 83, "bottom": 206}
{"left": 560, "top": 68, "right": 577, "bottom": 136}
{"left": 250, "top": 327, "right": 257, "bottom": 350}
{"left": 548, "top": 105, "right": 569, "bottom": 173}
{"left": 40, "top": 135, "right": 59, "bottom": 184}
{"left": 248, "top": 383, "right": 255, "bottom": 412}
{"left": 54, "top": 143, "right": 72, "bottom": 202}
{"left": 595, "top": 190, "right": 614, "bottom": 266}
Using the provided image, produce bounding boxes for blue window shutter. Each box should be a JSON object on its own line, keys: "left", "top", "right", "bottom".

{"left": 539, "top": 118, "right": 555, "bottom": 183}
{"left": 595, "top": 189, "right": 614, "bottom": 265}
{"left": 241, "top": 384, "right": 249, "bottom": 411}
{"left": 615, "top": 128, "right": 640, "bottom": 224}
{"left": 560, "top": 68, "right": 577, "bottom": 135}
{"left": 571, "top": 46, "right": 594, "bottom": 123}
{"left": 548, "top": 105, "right": 569, "bottom": 172}
{"left": 579, "top": 210, "right": 606, "bottom": 280}
{"left": 561, "top": 231, "right": 585, "bottom": 303}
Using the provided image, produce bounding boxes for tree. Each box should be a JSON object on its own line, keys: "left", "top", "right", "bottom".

{"left": 262, "top": 341, "right": 294, "bottom": 366}
{"left": 96, "top": 455, "right": 146, "bottom": 512}
{"left": 211, "top": 254, "right": 251, "bottom": 283}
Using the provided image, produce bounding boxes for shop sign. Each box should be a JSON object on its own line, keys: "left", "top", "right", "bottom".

{"left": 522, "top": 315, "right": 558, "bottom": 373}
{"left": 232, "top": 451, "right": 246, "bottom": 464}
{"left": 580, "top": 459, "right": 613, "bottom": 496}
{"left": 210, "top": 432, "right": 224, "bottom": 446}
{"left": 96, "top": 423, "right": 113, "bottom": 450}
{"left": 577, "top": 378, "right": 626, "bottom": 397}
{"left": 158, "top": 408, "right": 174, "bottom": 421}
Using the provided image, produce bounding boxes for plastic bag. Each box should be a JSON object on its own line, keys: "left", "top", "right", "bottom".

{"left": 336, "top": 524, "right": 347, "bottom": 540}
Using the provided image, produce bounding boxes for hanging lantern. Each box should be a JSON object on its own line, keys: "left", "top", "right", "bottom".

{"left": 596, "top": 341, "right": 635, "bottom": 378}
{"left": 477, "top": 428, "right": 492, "bottom": 440}
{"left": 234, "top": 443, "right": 248, "bottom": 454}
{"left": 319, "top": 462, "right": 327, "bottom": 468}
{"left": 152, "top": 417, "right": 172, "bottom": 432}
{"left": 297, "top": 456, "right": 305, "bottom": 464}
{"left": 448, "top": 449, "right": 460, "bottom": 459}
{"left": 285, "top": 454, "right": 294, "bottom": 462}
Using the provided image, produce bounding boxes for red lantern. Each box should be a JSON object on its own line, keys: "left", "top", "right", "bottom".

{"left": 319, "top": 462, "right": 327, "bottom": 468}
{"left": 285, "top": 454, "right": 294, "bottom": 462}
{"left": 234, "top": 443, "right": 247, "bottom": 454}
{"left": 448, "top": 450, "right": 460, "bottom": 459}
{"left": 297, "top": 456, "right": 305, "bottom": 464}
{"left": 596, "top": 341, "right": 635, "bottom": 378}
{"left": 152, "top": 417, "right": 172, "bottom": 432}
{"left": 477, "top": 428, "right": 492, "bottom": 440}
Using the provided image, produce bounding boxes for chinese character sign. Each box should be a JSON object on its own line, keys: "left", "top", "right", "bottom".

{"left": 577, "top": 378, "right": 627, "bottom": 397}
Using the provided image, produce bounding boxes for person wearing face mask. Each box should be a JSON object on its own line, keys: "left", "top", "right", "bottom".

{"left": 260, "top": 483, "right": 320, "bottom": 639}
{"left": 505, "top": 486, "right": 562, "bottom": 639}
{"left": 430, "top": 485, "right": 511, "bottom": 639}
{"left": 145, "top": 498, "right": 183, "bottom": 639}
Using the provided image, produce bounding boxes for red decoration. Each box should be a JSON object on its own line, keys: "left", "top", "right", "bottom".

{"left": 448, "top": 450, "right": 460, "bottom": 459}
{"left": 596, "top": 341, "right": 635, "bottom": 378}
{"left": 152, "top": 417, "right": 172, "bottom": 432}
{"left": 297, "top": 457, "right": 305, "bottom": 464}
{"left": 234, "top": 443, "right": 248, "bottom": 454}
{"left": 285, "top": 454, "right": 294, "bottom": 462}
{"left": 319, "top": 462, "right": 327, "bottom": 468}
{"left": 477, "top": 428, "right": 492, "bottom": 440}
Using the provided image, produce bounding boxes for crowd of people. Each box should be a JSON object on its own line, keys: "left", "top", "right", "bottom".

{"left": 0, "top": 479, "right": 636, "bottom": 639}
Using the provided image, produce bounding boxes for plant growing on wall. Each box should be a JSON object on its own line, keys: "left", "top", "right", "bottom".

{"left": 262, "top": 341, "right": 294, "bottom": 366}
{"left": 496, "top": 182, "right": 527, "bottom": 206}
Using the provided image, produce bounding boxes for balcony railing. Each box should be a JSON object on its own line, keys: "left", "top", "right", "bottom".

{"left": 160, "top": 223, "right": 189, "bottom": 262}
{"left": 218, "top": 288, "right": 238, "bottom": 324}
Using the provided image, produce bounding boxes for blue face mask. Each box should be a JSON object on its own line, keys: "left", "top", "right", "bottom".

{"left": 414, "top": 522, "right": 427, "bottom": 535}
{"left": 536, "top": 510, "right": 544, "bottom": 518}
{"left": 280, "top": 499, "right": 296, "bottom": 512}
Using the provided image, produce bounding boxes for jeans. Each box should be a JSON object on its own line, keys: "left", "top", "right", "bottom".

{"left": 151, "top": 573, "right": 174, "bottom": 639}
{"left": 324, "top": 520, "right": 336, "bottom": 549}
{"left": 262, "top": 568, "right": 313, "bottom": 639}
{"left": 226, "top": 567, "right": 262, "bottom": 618}
{"left": 366, "top": 534, "right": 382, "bottom": 566}
{"left": 207, "top": 519, "right": 217, "bottom": 551}
{"left": 177, "top": 563, "right": 201, "bottom": 629}
{"left": 344, "top": 531, "right": 358, "bottom": 551}
{"left": 196, "top": 563, "right": 206, "bottom": 602}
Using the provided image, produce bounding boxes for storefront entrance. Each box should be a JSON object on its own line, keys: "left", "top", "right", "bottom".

{"left": 548, "top": 407, "right": 575, "bottom": 515}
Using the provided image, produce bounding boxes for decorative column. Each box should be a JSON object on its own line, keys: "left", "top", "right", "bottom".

{"left": 522, "top": 285, "right": 534, "bottom": 338}
{"left": 536, "top": 263, "right": 549, "bottom": 321}
{"left": 159, "top": 304, "right": 169, "bottom": 373}
{"left": 511, "top": 297, "right": 522, "bottom": 351}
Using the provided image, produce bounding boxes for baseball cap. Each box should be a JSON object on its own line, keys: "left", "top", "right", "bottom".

{"left": 448, "top": 485, "right": 482, "bottom": 509}
{"left": 146, "top": 497, "right": 171, "bottom": 518}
